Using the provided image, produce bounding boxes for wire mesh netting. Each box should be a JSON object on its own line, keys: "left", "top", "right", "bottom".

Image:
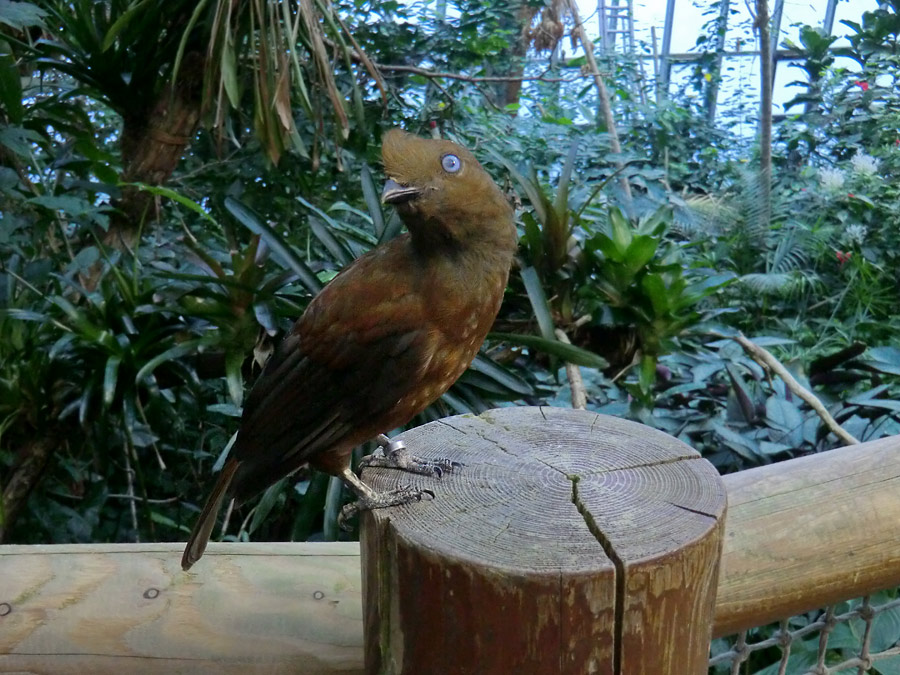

{"left": 710, "top": 594, "right": 900, "bottom": 674}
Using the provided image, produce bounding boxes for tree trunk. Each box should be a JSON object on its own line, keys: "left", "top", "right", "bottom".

{"left": 0, "top": 432, "right": 62, "bottom": 542}
{"left": 484, "top": 4, "right": 538, "bottom": 110}
{"left": 106, "top": 52, "right": 206, "bottom": 249}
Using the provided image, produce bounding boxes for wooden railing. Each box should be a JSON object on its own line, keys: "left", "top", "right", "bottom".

{"left": 2, "top": 407, "right": 899, "bottom": 674}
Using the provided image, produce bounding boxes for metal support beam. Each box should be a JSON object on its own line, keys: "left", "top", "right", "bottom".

{"left": 659, "top": 0, "right": 677, "bottom": 98}
{"left": 823, "top": 0, "right": 838, "bottom": 34}
{"left": 769, "top": 0, "right": 786, "bottom": 92}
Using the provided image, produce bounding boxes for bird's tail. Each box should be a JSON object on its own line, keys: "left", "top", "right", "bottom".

{"left": 181, "top": 456, "right": 240, "bottom": 571}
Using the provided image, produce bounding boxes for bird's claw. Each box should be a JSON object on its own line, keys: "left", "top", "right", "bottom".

{"left": 338, "top": 486, "right": 435, "bottom": 531}
{"left": 359, "top": 437, "right": 463, "bottom": 479}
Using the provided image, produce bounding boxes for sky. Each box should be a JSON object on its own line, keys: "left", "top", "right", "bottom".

{"left": 578, "top": 0, "right": 874, "bottom": 126}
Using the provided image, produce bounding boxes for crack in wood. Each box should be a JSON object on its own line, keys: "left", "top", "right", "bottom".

{"left": 570, "top": 475, "right": 623, "bottom": 675}
{"left": 666, "top": 501, "right": 719, "bottom": 520}
{"left": 581, "top": 453, "right": 702, "bottom": 477}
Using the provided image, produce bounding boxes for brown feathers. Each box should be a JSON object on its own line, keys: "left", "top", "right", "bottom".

{"left": 182, "top": 129, "right": 516, "bottom": 570}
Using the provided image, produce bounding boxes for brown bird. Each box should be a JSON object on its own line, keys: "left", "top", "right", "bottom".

{"left": 181, "top": 129, "right": 517, "bottom": 570}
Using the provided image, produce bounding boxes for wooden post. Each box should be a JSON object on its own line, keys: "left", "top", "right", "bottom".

{"left": 360, "top": 406, "right": 727, "bottom": 675}
{"left": 4, "top": 429, "right": 900, "bottom": 672}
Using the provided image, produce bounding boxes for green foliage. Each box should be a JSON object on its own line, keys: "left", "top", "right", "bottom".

{"left": 3, "top": 12, "right": 900, "bottom": 662}
{"left": 580, "top": 207, "right": 735, "bottom": 402}
{"left": 3, "top": 2, "right": 900, "bottom": 670}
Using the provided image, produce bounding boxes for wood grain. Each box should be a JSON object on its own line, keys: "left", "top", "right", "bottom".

{"left": 361, "top": 406, "right": 727, "bottom": 674}
{"left": 3, "top": 416, "right": 899, "bottom": 672}
{"left": 0, "top": 542, "right": 363, "bottom": 674}
{"left": 715, "top": 433, "right": 900, "bottom": 637}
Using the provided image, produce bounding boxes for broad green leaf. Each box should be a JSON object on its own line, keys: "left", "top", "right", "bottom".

{"left": 758, "top": 441, "right": 792, "bottom": 455}
{"left": 307, "top": 217, "right": 352, "bottom": 266}
{"left": 323, "top": 475, "right": 343, "bottom": 541}
{"left": 522, "top": 212, "right": 544, "bottom": 264}
{"left": 100, "top": 0, "right": 153, "bottom": 52}
{"left": 207, "top": 403, "right": 242, "bottom": 417}
{"left": 553, "top": 141, "right": 578, "bottom": 218}
{"left": 875, "top": 654, "right": 900, "bottom": 675}
{"left": 225, "top": 197, "right": 322, "bottom": 294}
{"left": 591, "top": 232, "right": 625, "bottom": 263}
{"left": 624, "top": 235, "right": 659, "bottom": 271}
{"left": 609, "top": 207, "right": 633, "bottom": 255}
{"left": 750, "top": 647, "right": 816, "bottom": 675}
{"left": 848, "top": 193, "right": 875, "bottom": 207}
{"left": 296, "top": 195, "right": 354, "bottom": 263}
{"left": 134, "top": 337, "right": 213, "bottom": 384}
{"left": 0, "top": 0, "right": 47, "bottom": 30}
{"left": 765, "top": 396, "right": 804, "bottom": 447}
{"left": 379, "top": 211, "right": 404, "bottom": 244}
{"left": 865, "top": 346, "right": 900, "bottom": 376}
{"left": 676, "top": 273, "right": 737, "bottom": 309}
{"left": 29, "top": 194, "right": 98, "bottom": 216}
{"left": 849, "top": 384, "right": 891, "bottom": 402}
{"left": 171, "top": 0, "right": 209, "bottom": 95}
{"left": 225, "top": 349, "right": 244, "bottom": 407}
{"left": 469, "top": 354, "right": 533, "bottom": 395}
{"left": 848, "top": 398, "right": 900, "bottom": 412}
{"left": 360, "top": 164, "right": 384, "bottom": 238}
{"left": 870, "top": 604, "right": 900, "bottom": 652}
{"left": 638, "top": 353, "right": 656, "bottom": 395}
{"left": 149, "top": 511, "right": 191, "bottom": 534}
{"left": 249, "top": 477, "right": 288, "bottom": 534}
{"left": 125, "top": 183, "right": 217, "bottom": 225}
{"left": 713, "top": 423, "right": 760, "bottom": 461}
{"left": 212, "top": 430, "right": 239, "bottom": 472}
{"left": 0, "top": 40, "right": 22, "bottom": 123}
{"left": 641, "top": 274, "right": 669, "bottom": 317}
{"left": 490, "top": 332, "right": 608, "bottom": 369}
{"left": 488, "top": 151, "right": 546, "bottom": 225}
{"left": 1, "top": 308, "right": 49, "bottom": 322}
{"left": 221, "top": 34, "right": 239, "bottom": 107}
{"left": 520, "top": 266, "right": 556, "bottom": 341}
{"left": 102, "top": 354, "right": 121, "bottom": 407}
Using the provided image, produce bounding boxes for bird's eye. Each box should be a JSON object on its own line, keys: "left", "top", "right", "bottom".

{"left": 441, "top": 154, "right": 461, "bottom": 173}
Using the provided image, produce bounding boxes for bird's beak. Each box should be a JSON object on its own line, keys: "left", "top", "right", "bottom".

{"left": 382, "top": 178, "right": 422, "bottom": 204}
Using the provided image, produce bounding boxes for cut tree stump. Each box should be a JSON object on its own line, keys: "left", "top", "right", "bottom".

{"left": 360, "top": 406, "right": 727, "bottom": 675}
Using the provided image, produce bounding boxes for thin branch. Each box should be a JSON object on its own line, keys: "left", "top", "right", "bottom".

{"left": 555, "top": 328, "right": 588, "bottom": 410}
{"left": 321, "top": 36, "right": 594, "bottom": 84}
{"left": 122, "top": 443, "right": 140, "bottom": 541}
{"left": 108, "top": 494, "right": 181, "bottom": 504}
{"left": 220, "top": 498, "right": 235, "bottom": 540}
{"left": 719, "top": 332, "right": 860, "bottom": 446}
{"left": 333, "top": 12, "right": 387, "bottom": 104}
{"left": 562, "top": 0, "right": 633, "bottom": 203}
{"left": 374, "top": 63, "right": 588, "bottom": 84}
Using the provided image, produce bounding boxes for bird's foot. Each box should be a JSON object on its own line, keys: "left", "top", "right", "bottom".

{"left": 359, "top": 434, "right": 463, "bottom": 478}
{"left": 338, "top": 485, "right": 435, "bottom": 530}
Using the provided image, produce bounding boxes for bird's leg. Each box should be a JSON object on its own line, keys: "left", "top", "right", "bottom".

{"left": 359, "top": 433, "right": 463, "bottom": 477}
{"left": 337, "top": 466, "right": 434, "bottom": 530}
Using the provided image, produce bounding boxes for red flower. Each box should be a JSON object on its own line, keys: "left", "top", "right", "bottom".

{"left": 856, "top": 80, "right": 869, "bottom": 91}
{"left": 836, "top": 251, "right": 853, "bottom": 268}
{"left": 848, "top": 193, "right": 855, "bottom": 198}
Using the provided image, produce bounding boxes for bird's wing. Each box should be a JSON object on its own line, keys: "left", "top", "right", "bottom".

{"left": 229, "top": 245, "right": 440, "bottom": 501}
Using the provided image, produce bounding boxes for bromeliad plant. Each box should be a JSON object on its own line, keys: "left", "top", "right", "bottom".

{"left": 580, "top": 207, "right": 735, "bottom": 404}
{"left": 497, "top": 141, "right": 734, "bottom": 404}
